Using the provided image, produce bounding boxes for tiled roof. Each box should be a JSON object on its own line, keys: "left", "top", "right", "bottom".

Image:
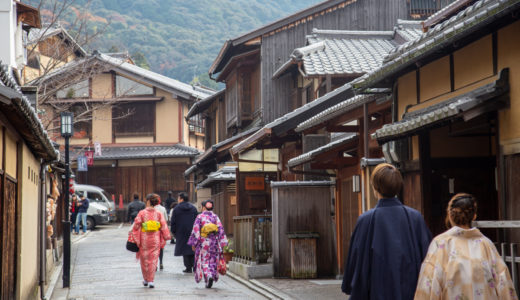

{"left": 296, "top": 94, "right": 380, "bottom": 132}
{"left": 0, "top": 62, "right": 58, "bottom": 161}
{"left": 353, "top": 0, "right": 520, "bottom": 91}
{"left": 97, "top": 53, "right": 214, "bottom": 100}
{"left": 300, "top": 30, "right": 395, "bottom": 76}
{"left": 74, "top": 144, "right": 200, "bottom": 161}
{"left": 287, "top": 134, "right": 358, "bottom": 168}
{"left": 372, "top": 69, "right": 509, "bottom": 143}
{"left": 31, "top": 52, "right": 214, "bottom": 100}
{"left": 197, "top": 165, "right": 237, "bottom": 188}
{"left": 393, "top": 19, "right": 424, "bottom": 42}
{"left": 184, "top": 126, "right": 261, "bottom": 177}
{"left": 273, "top": 22, "right": 422, "bottom": 79}
{"left": 27, "top": 23, "right": 87, "bottom": 56}
{"left": 186, "top": 89, "right": 225, "bottom": 119}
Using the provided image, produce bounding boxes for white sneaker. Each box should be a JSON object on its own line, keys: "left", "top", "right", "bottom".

{"left": 148, "top": 282, "right": 154, "bottom": 288}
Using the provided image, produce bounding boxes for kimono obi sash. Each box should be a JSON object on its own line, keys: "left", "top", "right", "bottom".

{"left": 201, "top": 223, "right": 218, "bottom": 238}
{"left": 142, "top": 220, "right": 161, "bottom": 232}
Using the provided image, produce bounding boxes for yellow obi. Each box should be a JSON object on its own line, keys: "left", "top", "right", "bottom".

{"left": 201, "top": 223, "right": 218, "bottom": 238}
{"left": 142, "top": 220, "right": 161, "bottom": 232}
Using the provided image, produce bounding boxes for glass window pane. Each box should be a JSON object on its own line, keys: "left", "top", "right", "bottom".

{"left": 57, "top": 80, "right": 89, "bottom": 98}
{"left": 116, "top": 75, "right": 153, "bottom": 96}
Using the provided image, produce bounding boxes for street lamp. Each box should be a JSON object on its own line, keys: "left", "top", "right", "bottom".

{"left": 60, "top": 112, "right": 73, "bottom": 288}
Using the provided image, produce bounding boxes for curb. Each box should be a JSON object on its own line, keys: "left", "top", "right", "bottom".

{"left": 45, "top": 230, "right": 90, "bottom": 300}
{"left": 226, "top": 271, "right": 291, "bottom": 300}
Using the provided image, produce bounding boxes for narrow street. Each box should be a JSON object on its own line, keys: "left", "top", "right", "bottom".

{"left": 51, "top": 224, "right": 267, "bottom": 300}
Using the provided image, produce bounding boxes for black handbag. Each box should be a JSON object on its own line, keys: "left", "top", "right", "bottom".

{"left": 126, "top": 240, "right": 139, "bottom": 252}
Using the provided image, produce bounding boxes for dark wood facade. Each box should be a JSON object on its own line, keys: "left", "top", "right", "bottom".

{"left": 261, "top": 0, "right": 411, "bottom": 123}
{"left": 236, "top": 171, "right": 278, "bottom": 216}
{"left": 76, "top": 161, "right": 189, "bottom": 204}
{"left": 271, "top": 182, "right": 335, "bottom": 278}
{"left": 211, "top": 181, "right": 237, "bottom": 236}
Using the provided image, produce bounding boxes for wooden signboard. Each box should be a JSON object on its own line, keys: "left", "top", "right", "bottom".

{"left": 245, "top": 176, "right": 265, "bottom": 191}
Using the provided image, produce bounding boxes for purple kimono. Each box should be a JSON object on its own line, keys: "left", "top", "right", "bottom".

{"left": 188, "top": 211, "right": 228, "bottom": 284}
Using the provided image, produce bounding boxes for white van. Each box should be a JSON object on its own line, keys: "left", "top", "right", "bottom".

{"left": 74, "top": 184, "right": 116, "bottom": 229}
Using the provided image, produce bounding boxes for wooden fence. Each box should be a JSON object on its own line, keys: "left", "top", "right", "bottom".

{"left": 233, "top": 215, "right": 272, "bottom": 264}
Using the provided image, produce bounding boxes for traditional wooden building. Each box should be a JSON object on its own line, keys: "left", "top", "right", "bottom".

{"left": 351, "top": 0, "right": 520, "bottom": 240}
{"left": 0, "top": 61, "right": 58, "bottom": 300}
{"left": 23, "top": 23, "right": 88, "bottom": 84}
{"left": 0, "top": 2, "right": 66, "bottom": 299}
{"left": 230, "top": 21, "right": 426, "bottom": 274}
{"left": 30, "top": 51, "right": 213, "bottom": 203}
{"left": 211, "top": 0, "right": 431, "bottom": 225}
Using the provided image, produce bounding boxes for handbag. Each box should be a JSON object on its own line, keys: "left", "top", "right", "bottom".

{"left": 217, "top": 256, "right": 227, "bottom": 275}
{"left": 126, "top": 231, "right": 139, "bottom": 252}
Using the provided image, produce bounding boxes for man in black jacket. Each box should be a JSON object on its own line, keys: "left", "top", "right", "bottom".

{"left": 170, "top": 192, "right": 197, "bottom": 273}
{"left": 127, "top": 194, "right": 145, "bottom": 223}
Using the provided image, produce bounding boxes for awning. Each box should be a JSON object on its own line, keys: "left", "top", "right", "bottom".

{"left": 372, "top": 68, "right": 510, "bottom": 143}
{"left": 186, "top": 89, "right": 225, "bottom": 119}
{"left": 197, "top": 165, "right": 237, "bottom": 188}
{"left": 184, "top": 126, "right": 260, "bottom": 176}
{"left": 296, "top": 94, "right": 386, "bottom": 133}
{"left": 288, "top": 134, "right": 359, "bottom": 169}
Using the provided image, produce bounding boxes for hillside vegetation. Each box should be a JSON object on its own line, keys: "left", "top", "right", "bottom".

{"left": 32, "top": 0, "right": 321, "bottom": 87}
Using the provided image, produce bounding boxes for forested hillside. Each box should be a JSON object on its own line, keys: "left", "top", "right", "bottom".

{"left": 31, "top": 0, "right": 321, "bottom": 87}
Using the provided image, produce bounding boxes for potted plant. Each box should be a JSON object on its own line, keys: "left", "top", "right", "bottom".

{"left": 223, "top": 244, "right": 234, "bottom": 263}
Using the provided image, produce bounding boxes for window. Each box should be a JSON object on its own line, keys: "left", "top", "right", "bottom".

{"left": 188, "top": 114, "right": 204, "bottom": 134}
{"left": 115, "top": 75, "right": 153, "bottom": 97}
{"left": 57, "top": 80, "right": 89, "bottom": 99}
{"left": 112, "top": 102, "right": 155, "bottom": 136}
{"left": 71, "top": 105, "right": 92, "bottom": 138}
{"left": 88, "top": 191, "right": 104, "bottom": 204}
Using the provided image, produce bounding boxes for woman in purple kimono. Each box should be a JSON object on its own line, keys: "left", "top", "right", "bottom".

{"left": 188, "top": 200, "right": 228, "bottom": 288}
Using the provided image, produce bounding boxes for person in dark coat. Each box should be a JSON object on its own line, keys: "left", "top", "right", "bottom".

{"left": 164, "top": 191, "right": 176, "bottom": 215}
{"left": 342, "top": 163, "right": 432, "bottom": 300}
{"left": 127, "top": 194, "right": 146, "bottom": 223}
{"left": 170, "top": 192, "right": 198, "bottom": 273}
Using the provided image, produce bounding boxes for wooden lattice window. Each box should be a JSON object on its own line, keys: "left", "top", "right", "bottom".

{"left": 112, "top": 102, "right": 155, "bottom": 137}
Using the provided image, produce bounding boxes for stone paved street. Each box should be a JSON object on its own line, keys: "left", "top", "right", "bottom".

{"left": 51, "top": 224, "right": 266, "bottom": 300}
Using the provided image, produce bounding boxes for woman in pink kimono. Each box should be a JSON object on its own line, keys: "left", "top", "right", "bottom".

{"left": 415, "top": 193, "right": 517, "bottom": 299}
{"left": 188, "top": 200, "right": 228, "bottom": 288}
{"left": 131, "top": 193, "right": 171, "bottom": 288}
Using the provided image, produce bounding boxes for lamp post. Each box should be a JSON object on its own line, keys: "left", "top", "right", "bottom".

{"left": 60, "top": 112, "right": 73, "bottom": 288}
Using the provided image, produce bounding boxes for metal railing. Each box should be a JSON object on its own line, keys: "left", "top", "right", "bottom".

{"left": 233, "top": 215, "right": 272, "bottom": 264}
{"left": 474, "top": 220, "right": 520, "bottom": 294}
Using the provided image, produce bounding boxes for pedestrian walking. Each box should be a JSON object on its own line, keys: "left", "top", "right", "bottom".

{"left": 341, "top": 163, "right": 431, "bottom": 300}
{"left": 154, "top": 196, "right": 168, "bottom": 270}
{"left": 74, "top": 194, "right": 89, "bottom": 235}
{"left": 415, "top": 193, "right": 517, "bottom": 299}
{"left": 188, "top": 199, "right": 228, "bottom": 289}
{"left": 170, "top": 192, "right": 197, "bottom": 273}
{"left": 70, "top": 194, "right": 78, "bottom": 232}
{"left": 131, "top": 193, "right": 171, "bottom": 288}
{"left": 164, "top": 191, "right": 176, "bottom": 216}
{"left": 127, "top": 193, "right": 146, "bottom": 223}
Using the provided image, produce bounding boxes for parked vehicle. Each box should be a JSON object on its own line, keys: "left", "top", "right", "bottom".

{"left": 74, "top": 184, "right": 115, "bottom": 216}
{"left": 74, "top": 184, "right": 115, "bottom": 229}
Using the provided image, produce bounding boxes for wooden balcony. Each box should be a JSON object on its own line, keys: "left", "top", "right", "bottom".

{"left": 233, "top": 215, "right": 272, "bottom": 264}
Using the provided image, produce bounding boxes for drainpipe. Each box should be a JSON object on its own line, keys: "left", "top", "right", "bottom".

{"left": 39, "top": 162, "right": 48, "bottom": 300}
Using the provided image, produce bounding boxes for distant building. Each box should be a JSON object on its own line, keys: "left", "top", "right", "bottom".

{"left": 31, "top": 51, "right": 213, "bottom": 202}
